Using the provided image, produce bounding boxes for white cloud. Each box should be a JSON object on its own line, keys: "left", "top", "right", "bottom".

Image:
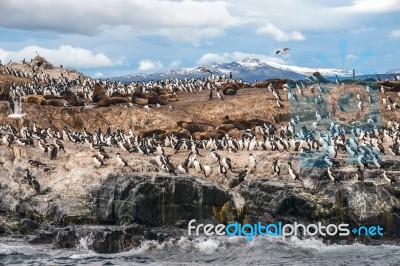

{"left": 341, "top": 0, "right": 400, "bottom": 13}
{"left": 0, "top": 45, "right": 120, "bottom": 68}
{"left": 229, "top": 0, "right": 400, "bottom": 32}
{"left": 196, "top": 52, "right": 288, "bottom": 65}
{"left": 137, "top": 59, "right": 164, "bottom": 72}
{"left": 349, "top": 26, "right": 375, "bottom": 33}
{"left": 93, "top": 72, "right": 104, "bottom": 78}
{"left": 196, "top": 53, "right": 227, "bottom": 65}
{"left": 346, "top": 54, "right": 357, "bottom": 60}
{"left": 168, "top": 60, "right": 182, "bottom": 69}
{"left": 256, "top": 23, "right": 305, "bottom": 42}
{"left": 0, "top": 1, "right": 398, "bottom": 45}
{"left": 0, "top": 0, "right": 241, "bottom": 43}
{"left": 389, "top": 30, "right": 400, "bottom": 38}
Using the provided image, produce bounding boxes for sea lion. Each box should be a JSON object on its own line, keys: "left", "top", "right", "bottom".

{"left": 140, "top": 129, "right": 167, "bottom": 138}
{"left": 165, "top": 94, "right": 179, "bottom": 102}
{"left": 216, "top": 124, "right": 241, "bottom": 132}
{"left": 133, "top": 86, "right": 145, "bottom": 98}
{"left": 198, "top": 130, "right": 225, "bottom": 140}
{"left": 170, "top": 129, "right": 191, "bottom": 139}
{"left": 132, "top": 95, "right": 148, "bottom": 106}
{"left": 96, "top": 96, "right": 111, "bottom": 107}
{"left": 46, "top": 99, "right": 68, "bottom": 107}
{"left": 43, "top": 95, "right": 63, "bottom": 100}
{"left": 177, "top": 121, "right": 214, "bottom": 133}
{"left": 92, "top": 83, "right": 106, "bottom": 103}
{"left": 223, "top": 86, "right": 237, "bottom": 95}
{"left": 146, "top": 93, "right": 162, "bottom": 104}
{"left": 110, "top": 91, "right": 131, "bottom": 98}
{"left": 110, "top": 97, "right": 130, "bottom": 105}
{"left": 22, "top": 95, "right": 47, "bottom": 105}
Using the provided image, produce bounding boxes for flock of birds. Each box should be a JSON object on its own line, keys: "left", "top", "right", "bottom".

{"left": 1, "top": 109, "right": 399, "bottom": 195}
{"left": 1, "top": 58, "right": 400, "bottom": 196}
{"left": 1, "top": 60, "right": 249, "bottom": 110}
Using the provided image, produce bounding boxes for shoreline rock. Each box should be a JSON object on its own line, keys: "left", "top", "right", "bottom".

{"left": 1, "top": 171, "right": 399, "bottom": 253}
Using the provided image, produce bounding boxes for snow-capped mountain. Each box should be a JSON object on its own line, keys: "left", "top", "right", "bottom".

{"left": 386, "top": 68, "right": 400, "bottom": 74}
{"left": 109, "top": 58, "right": 351, "bottom": 83}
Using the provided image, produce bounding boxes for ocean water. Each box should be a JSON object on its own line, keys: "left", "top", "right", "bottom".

{"left": 1, "top": 235, "right": 400, "bottom": 265}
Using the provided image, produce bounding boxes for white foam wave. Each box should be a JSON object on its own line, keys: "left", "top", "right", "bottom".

{"left": 195, "top": 238, "right": 221, "bottom": 254}
{"left": 0, "top": 245, "right": 18, "bottom": 256}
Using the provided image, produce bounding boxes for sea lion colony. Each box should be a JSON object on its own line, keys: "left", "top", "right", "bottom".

{"left": 0, "top": 57, "right": 400, "bottom": 195}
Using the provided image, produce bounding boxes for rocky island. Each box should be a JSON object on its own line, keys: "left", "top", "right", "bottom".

{"left": 0, "top": 57, "right": 400, "bottom": 254}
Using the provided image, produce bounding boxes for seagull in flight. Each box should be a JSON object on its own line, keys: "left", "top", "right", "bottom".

{"left": 276, "top": 48, "right": 290, "bottom": 55}
{"left": 198, "top": 67, "right": 213, "bottom": 74}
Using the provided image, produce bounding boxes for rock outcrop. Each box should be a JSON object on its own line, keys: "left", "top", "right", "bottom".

{"left": 92, "top": 174, "right": 235, "bottom": 226}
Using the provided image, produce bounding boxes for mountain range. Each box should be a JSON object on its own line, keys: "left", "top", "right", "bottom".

{"left": 386, "top": 68, "right": 400, "bottom": 74}
{"left": 108, "top": 58, "right": 356, "bottom": 83}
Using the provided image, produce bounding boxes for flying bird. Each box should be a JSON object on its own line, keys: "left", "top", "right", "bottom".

{"left": 198, "top": 67, "right": 213, "bottom": 73}
{"left": 276, "top": 48, "right": 290, "bottom": 55}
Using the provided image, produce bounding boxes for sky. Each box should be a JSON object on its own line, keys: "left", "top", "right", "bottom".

{"left": 0, "top": 0, "right": 399, "bottom": 78}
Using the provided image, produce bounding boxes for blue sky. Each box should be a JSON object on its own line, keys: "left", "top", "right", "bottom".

{"left": 0, "top": 0, "right": 399, "bottom": 78}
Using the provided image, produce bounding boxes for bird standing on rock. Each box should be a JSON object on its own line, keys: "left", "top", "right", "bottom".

{"left": 38, "top": 139, "right": 48, "bottom": 154}
{"left": 98, "top": 147, "right": 111, "bottom": 161}
{"left": 218, "top": 163, "right": 228, "bottom": 178}
{"left": 54, "top": 139, "right": 65, "bottom": 152}
{"left": 327, "top": 167, "right": 342, "bottom": 184}
{"left": 382, "top": 170, "right": 396, "bottom": 185}
{"left": 31, "top": 177, "right": 41, "bottom": 194}
{"left": 221, "top": 157, "right": 232, "bottom": 172}
{"left": 116, "top": 153, "right": 132, "bottom": 170}
{"left": 193, "top": 159, "right": 203, "bottom": 173}
{"left": 272, "top": 160, "right": 280, "bottom": 176}
{"left": 24, "top": 169, "right": 40, "bottom": 194}
{"left": 210, "top": 149, "right": 221, "bottom": 163}
{"left": 216, "top": 90, "right": 223, "bottom": 100}
{"left": 288, "top": 162, "right": 301, "bottom": 182}
{"left": 92, "top": 155, "right": 104, "bottom": 168}
{"left": 177, "top": 162, "right": 189, "bottom": 174}
{"left": 238, "top": 166, "right": 249, "bottom": 182}
{"left": 356, "top": 165, "right": 364, "bottom": 182}
{"left": 248, "top": 154, "right": 256, "bottom": 173}
{"left": 203, "top": 164, "right": 212, "bottom": 177}
{"left": 276, "top": 99, "right": 283, "bottom": 108}
{"left": 50, "top": 144, "right": 58, "bottom": 160}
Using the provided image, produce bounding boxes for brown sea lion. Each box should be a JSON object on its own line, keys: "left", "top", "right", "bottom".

{"left": 68, "top": 99, "right": 85, "bottom": 106}
{"left": 133, "top": 86, "right": 145, "bottom": 98}
{"left": 216, "top": 124, "right": 241, "bottom": 132}
{"left": 254, "top": 79, "right": 292, "bottom": 89}
{"left": 146, "top": 93, "right": 162, "bottom": 104}
{"left": 110, "top": 97, "right": 130, "bottom": 105}
{"left": 177, "top": 121, "right": 214, "bottom": 133}
{"left": 43, "top": 95, "right": 63, "bottom": 100}
{"left": 198, "top": 130, "right": 225, "bottom": 140}
{"left": 148, "top": 86, "right": 163, "bottom": 95}
{"left": 46, "top": 99, "right": 68, "bottom": 107}
{"left": 132, "top": 95, "right": 148, "bottom": 106}
{"left": 0, "top": 81, "right": 11, "bottom": 101}
{"left": 92, "top": 83, "right": 106, "bottom": 103}
{"left": 140, "top": 129, "right": 167, "bottom": 138}
{"left": 170, "top": 129, "right": 191, "bottom": 139}
{"left": 96, "top": 96, "right": 111, "bottom": 107}
{"left": 222, "top": 86, "right": 237, "bottom": 95}
{"left": 159, "top": 95, "right": 170, "bottom": 104}
{"left": 22, "top": 95, "right": 47, "bottom": 105}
